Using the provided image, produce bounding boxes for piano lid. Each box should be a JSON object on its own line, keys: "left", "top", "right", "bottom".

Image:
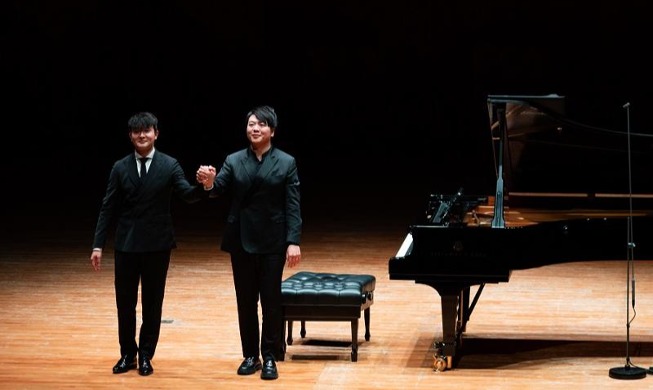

{"left": 487, "top": 94, "right": 653, "bottom": 209}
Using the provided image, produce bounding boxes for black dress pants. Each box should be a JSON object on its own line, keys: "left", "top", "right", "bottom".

{"left": 114, "top": 250, "right": 171, "bottom": 359}
{"left": 230, "top": 250, "right": 285, "bottom": 360}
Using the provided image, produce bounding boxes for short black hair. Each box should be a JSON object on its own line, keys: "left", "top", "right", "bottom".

{"left": 128, "top": 112, "right": 159, "bottom": 131}
{"left": 246, "top": 105, "right": 278, "bottom": 128}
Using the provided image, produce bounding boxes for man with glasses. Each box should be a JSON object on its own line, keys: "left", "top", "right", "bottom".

{"left": 90, "top": 111, "right": 210, "bottom": 376}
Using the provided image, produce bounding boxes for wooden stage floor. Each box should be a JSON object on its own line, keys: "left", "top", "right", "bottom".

{"left": 2, "top": 203, "right": 653, "bottom": 389}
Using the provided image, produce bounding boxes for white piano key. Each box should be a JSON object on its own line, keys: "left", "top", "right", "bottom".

{"left": 395, "top": 233, "right": 413, "bottom": 257}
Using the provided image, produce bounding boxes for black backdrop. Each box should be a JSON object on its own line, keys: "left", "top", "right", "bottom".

{"left": 3, "top": 1, "right": 652, "bottom": 226}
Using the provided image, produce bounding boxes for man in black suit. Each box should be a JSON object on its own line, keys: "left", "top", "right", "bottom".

{"left": 90, "top": 112, "right": 209, "bottom": 376}
{"left": 197, "top": 105, "right": 302, "bottom": 380}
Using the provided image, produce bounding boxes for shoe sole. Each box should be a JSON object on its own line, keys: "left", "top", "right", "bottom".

{"left": 237, "top": 366, "right": 262, "bottom": 375}
{"left": 113, "top": 364, "right": 137, "bottom": 374}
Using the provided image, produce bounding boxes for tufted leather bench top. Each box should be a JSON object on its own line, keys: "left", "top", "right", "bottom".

{"left": 282, "top": 271, "right": 375, "bottom": 306}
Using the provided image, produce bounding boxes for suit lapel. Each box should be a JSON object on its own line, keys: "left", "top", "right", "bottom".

{"left": 129, "top": 156, "right": 141, "bottom": 186}
{"left": 143, "top": 153, "right": 159, "bottom": 183}
{"left": 240, "top": 148, "right": 278, "bottom": 201}
{"left": 255, "top": 150, "right": 277, "bottom": 183}
{"left": 239, "top": 151, "right": 256, "bottom": 186}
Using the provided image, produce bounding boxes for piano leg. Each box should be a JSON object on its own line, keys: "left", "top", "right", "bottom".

{"left": 440, "top": 292, "right": 460, "bottom": 364}
{"left": 460, "top": 287, "right": 470, "bottom": 333}
{"left": 417, "top": 281, "right": 466, "bottom": 370}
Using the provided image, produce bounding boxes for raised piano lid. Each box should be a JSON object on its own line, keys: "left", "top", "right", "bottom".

{"left": 486, "top": 94, "right": 653, "bottom": 212}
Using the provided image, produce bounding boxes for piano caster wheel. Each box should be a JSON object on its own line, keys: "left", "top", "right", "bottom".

{"left": 432, "top": 342, "right": 448, "bottom": 372}
{"left": 433, "top": 355, "right": 448, "bottom": 372}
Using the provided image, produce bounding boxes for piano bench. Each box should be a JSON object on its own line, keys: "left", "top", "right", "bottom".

{"left": 279, "top": 271, "right": 376, "bottom": 362}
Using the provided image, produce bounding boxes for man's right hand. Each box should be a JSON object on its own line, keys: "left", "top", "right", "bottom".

{"left": 90, "top": 249, "right": 102, "bottom": 271}
{"left": 196, "top": 165, "right": 216, "bottom": 188}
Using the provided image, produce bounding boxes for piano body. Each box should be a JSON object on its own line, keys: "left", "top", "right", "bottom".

{"left": 388, "top": 94, "right": 653, "bottom": 370}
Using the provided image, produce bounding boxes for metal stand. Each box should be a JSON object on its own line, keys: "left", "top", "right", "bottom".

{"left": 608, "top": 102, "right": 647, "bottom": 380}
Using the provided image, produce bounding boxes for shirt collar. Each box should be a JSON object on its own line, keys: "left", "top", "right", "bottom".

{"left": 247, "top": 145, "right": 272, "bottom": 159}
{"left": 135, "top": 148, "right": 155, "bottom": 160}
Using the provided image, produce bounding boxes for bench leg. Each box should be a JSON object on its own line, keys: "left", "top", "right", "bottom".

{"left": 283, "top": 304, "right": 373, "bottom": 362}
{"left": 286, "top": 321, "right": 294, "bottom": 345}
{"left": 351, "top": 319, "right": 359, "bottom": 362}
{"left": 279, "top": 321, "right": 287, "bottom": 361}
{"left": 364, "top": 307, "right": 371, "bottom": 341}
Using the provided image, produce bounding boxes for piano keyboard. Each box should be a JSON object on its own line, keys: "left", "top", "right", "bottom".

{"left": 395, "top": 233, "right": 413, "bottom": 258}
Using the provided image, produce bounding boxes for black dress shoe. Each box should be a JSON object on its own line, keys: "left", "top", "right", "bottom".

{"left": 138, "top": 356, "right": 154, "bottom": 376}
{"left": 260, "top": 359, "right": 278, "bottom": 380}
{"left": 237, "top": 356, "right": 262, "bottom": 375}
{"left": 112, "top": 355, "right": 137, "bottom": 374}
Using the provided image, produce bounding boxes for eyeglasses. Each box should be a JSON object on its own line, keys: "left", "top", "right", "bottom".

{"left": 130, "top": 128, "right": 155, "bottom": 135}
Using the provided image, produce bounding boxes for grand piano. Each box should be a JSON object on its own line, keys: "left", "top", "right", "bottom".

{"left": 388, "top": 94, "right": 653, "bottom": 371}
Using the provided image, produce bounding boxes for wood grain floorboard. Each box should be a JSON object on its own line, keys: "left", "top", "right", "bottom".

{"left": 2, "top": 206, "right": 653, "bottom": 389}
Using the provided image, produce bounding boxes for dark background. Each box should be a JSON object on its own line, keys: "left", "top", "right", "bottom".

{"left": 2, "top": 1, "right": 652, "bottom": 232}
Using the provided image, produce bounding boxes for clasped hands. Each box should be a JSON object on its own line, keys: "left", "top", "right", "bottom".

{"left": 196, "top": 165, "right": 217, "bottom": 189}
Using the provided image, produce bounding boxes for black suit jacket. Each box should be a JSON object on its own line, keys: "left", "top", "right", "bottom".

{"left": 210, "top": 146, "right": 302, "bottom": 254}
{"left": 93, "top": 150, "right": 207, "bottom": 252}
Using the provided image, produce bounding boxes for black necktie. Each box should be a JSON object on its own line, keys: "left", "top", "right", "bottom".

{"left": 139, "top": 157, "right": 148, "bottom": 179}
